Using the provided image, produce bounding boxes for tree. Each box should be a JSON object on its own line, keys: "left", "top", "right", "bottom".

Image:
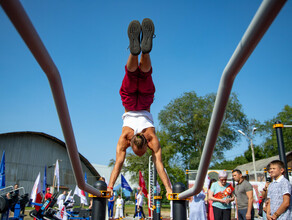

{"left": 158, "top": 91, "right": 249, "bottom": 169}
{"left": 258, "top": 105, "right": 292, "bottom": 157}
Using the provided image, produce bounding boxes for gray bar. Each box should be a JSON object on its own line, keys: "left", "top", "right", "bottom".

{"left": 0, "top": 0, "right": 101, "bottom": 196}
{"left": 179, "top": 0, "right": 287, "bottom": 199}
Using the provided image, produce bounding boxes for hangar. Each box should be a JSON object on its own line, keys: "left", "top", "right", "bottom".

{"left": 0, "top": 131, "right": 100, "bottom": 196}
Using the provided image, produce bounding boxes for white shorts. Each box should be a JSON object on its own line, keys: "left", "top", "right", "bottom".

{"left": 122, "top": 110, "right": 154, "bottom": 134}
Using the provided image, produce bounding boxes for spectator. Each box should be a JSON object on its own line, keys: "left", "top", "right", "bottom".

{"left": 208, "top": 179, "right": 217, "bottom": 220}
{"left": 208, "top": 170, "right": 235, "bottom": 220}
{"left": 133, "top": 190, "right": 145, "bottom": 219}
{"left": 267, "top": 160, "right": 292, "bottom": 219}
{"left": 57, "top": 191, "right": 67, "bottom": 208}
{"left": 108, "top": 193, "right": 115, "bottom": 219}
{"left": 261, "top": 164, "right": 272, "bottom": 220}
{"left": 189, "top": 189, "right": 207, "bottom": 220}
{"left": 6, "top": 184, "right": 19, "bottom": 199}
{"left": 45, "top": 187, "right": 52, "bottom": 200}
{"left": 232, "top": 169, "right": 254, "bottom": 220}
{"left": 134, "top": 187, "right": 141, "bottom": 217}
{"left": 115, "top": 195, "right": 124, "bottom": 219}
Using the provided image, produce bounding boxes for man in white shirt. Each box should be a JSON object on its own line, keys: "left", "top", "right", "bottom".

{"left": 133, "top": 190, "right": 145, "bottom": 219}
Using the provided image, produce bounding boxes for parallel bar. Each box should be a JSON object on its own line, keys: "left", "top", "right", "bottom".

{"left": 0, "top": 0, "right": 101, "bottom": 196}
{"left": 179, "top": 0, "right": 287, "bottom": 199}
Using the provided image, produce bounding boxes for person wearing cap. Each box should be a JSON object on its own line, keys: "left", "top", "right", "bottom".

{"left": 45, "top": 187, "right": 52, "bottom": 200}
{"left": 208, "top": 171, "right": 235, "bottom": 220}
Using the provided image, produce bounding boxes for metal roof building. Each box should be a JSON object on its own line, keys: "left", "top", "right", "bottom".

{"left": 0, "top": 131, "right": 100, "bottom": 197}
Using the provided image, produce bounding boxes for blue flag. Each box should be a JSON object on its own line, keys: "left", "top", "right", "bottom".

{"left": 84, "top": 172, "right": 88, "bottom": 196}
{"left": 121, "top": 174, "right": 132, "bottom": 192}
{"left": 43, "top": 166, "right": 47, "bottom": 194}
{"left": 0, "top": 151, "right": 5, "bottom": 189}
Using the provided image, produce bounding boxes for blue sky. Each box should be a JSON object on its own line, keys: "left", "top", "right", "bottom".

{"left": 0, "top": 0, "right": 291, "bottom": 166}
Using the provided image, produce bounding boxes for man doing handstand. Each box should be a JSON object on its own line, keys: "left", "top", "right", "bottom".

{"left": 108, "top": 18, "right": 172, "bottom": 197}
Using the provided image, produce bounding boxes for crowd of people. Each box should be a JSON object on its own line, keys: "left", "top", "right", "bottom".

{"left": 105, "top": 187, "right": 146, "bottom": 220}
{"left": 189, "top": 160, "right": 292, "bottom": 220}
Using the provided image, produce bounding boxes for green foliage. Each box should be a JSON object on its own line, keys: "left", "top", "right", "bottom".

{"left": 211, "top": 155, "right": 248, "bottom": 170}
{"left": 158, "top": 91, "right": 248, "bottom": 169}
{"left": 258, "top": 105, "right": 292, "bottom": 157}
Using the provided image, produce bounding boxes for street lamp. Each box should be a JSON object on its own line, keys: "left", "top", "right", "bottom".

{"left": 238, "top": 128, "right": 257, "bottom": 181}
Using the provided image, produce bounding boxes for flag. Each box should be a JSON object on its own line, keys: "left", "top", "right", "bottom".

{"left": 54, "top": 160, "right": 60, "bottom": 192}
{"left": 30, "top": 172, "right": 43, "bottom": 210}
{"left": 139, "top": 170, "right": 148, "bottom": 197}
{"left": 65, "top": 190, "right": 72, "bottom": 202}
{"left": 0, "top": 151, "right": 5, "bottom": 189}
{"left": 84, "top": 172, "right": 88, "bottom": 197}
{"left": 73, "top": 185, "right": 88, "bottom": 205}
{"left": 156, "top": 181, "right": 161, "bottom": 194}
{"left": 43, "top": 166, "right": 47, "bottom": 194}
{"left": 121, "top": 174, "right": 132, "bottom": 192}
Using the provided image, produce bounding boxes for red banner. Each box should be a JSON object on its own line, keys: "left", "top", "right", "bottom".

{"left": 214, "top": 184, "right": 234, "bottom": 199}
{"left": 139, "top": 170, "right": 148, "bottom": 197}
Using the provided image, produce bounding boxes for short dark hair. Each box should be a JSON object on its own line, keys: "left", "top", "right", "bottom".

{"left": 269, "top": 160, "right": 285, "bottom": 169}
{"left": 131, "top": 133, "right": 147, "bottom": 149}
{"left": 232, "top": 169, "right": 242, "bottom": 175}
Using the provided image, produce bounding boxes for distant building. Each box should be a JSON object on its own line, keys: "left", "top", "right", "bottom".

{"left": 235, "top": 151, "right": 292, "bottom": 181}
{"left": 0, "top": 131, "right": 100, "bottom": 198}
{"left": 92, "top": 163, "right": 139, "bottom": 191}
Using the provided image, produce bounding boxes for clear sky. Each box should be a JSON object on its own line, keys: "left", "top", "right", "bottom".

{"left": 0, "top": 0, "right": 291, "bottom": 166}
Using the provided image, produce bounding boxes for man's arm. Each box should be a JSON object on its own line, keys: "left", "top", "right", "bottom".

{"left": 245, "top": 190, "right": 253, "bottom": 220}
{"left": 148, "top": 134, "right": 172, "bottom": 196}
{"left": 108, "top": 134, "right": 129, "bottom": 194}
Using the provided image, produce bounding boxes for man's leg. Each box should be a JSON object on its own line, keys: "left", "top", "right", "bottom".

{"left": 136, "top": 53, "right": 155, "bottom": 110}
{"left": 127, "top": 54, "right": 139, "bottom": 72}
{"left": 140, "top": 206, "right": 146, "bottom": 218}
{"left": 120, "top": 54, "right": 140, "bottom": 111}
{"left": 140, "top": 53, "right": 151, "bottom": 73}
{"left": 238, "top": 209, "right": 246, "bottom": 220}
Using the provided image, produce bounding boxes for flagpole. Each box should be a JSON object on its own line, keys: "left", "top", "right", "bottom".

{"left": 121, "top": 175, "right": 122, "bottom": 198}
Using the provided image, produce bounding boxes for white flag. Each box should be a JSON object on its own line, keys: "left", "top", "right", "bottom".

{"left": 65, "top": 190, "right": 72, "bottom": 202}
{"left": 54, "top": 160, "right": 60, "bottom": 192}
{"left": 30, "top": 172, "right": 42, "bottom": 202}
{"left": 73, "top": 185, "right": 88, "bottom": 205}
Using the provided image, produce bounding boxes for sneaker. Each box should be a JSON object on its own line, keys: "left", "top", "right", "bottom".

{"left": 128, "top": 20, "right": 142, "bottom": 56}
{"left": 141, "top": 18, "right": 155, "bottom": 54}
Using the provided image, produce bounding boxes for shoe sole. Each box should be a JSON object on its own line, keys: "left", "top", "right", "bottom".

{"left": 128, "top": 20, "right": 141, "bottom": 56}
{"left": 141, "top": 18, "right": 155, "bottom": 54}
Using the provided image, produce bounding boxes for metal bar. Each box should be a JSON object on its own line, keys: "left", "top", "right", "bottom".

{"left": 179, "top": 0, "right": 287, "bottom": 199}
{"left": 274, "top": 121, "right": 289, "bottom": 180}
{"left": 283, "top": 125, "right": 292, "bottom": 128}
{"left": 0, "top": 0, "right": 101, "bottom": 196}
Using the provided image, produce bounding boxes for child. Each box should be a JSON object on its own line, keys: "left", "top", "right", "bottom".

{"left": 115, "top": 195, "right": 124, "bottom": 219}
{"left": 267, "top": 160, "right": 292, "bottom": 219}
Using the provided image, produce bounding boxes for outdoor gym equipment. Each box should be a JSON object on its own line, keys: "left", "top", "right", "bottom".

{"left": 0, "top": 0, "right": 288, "bottom": 219}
